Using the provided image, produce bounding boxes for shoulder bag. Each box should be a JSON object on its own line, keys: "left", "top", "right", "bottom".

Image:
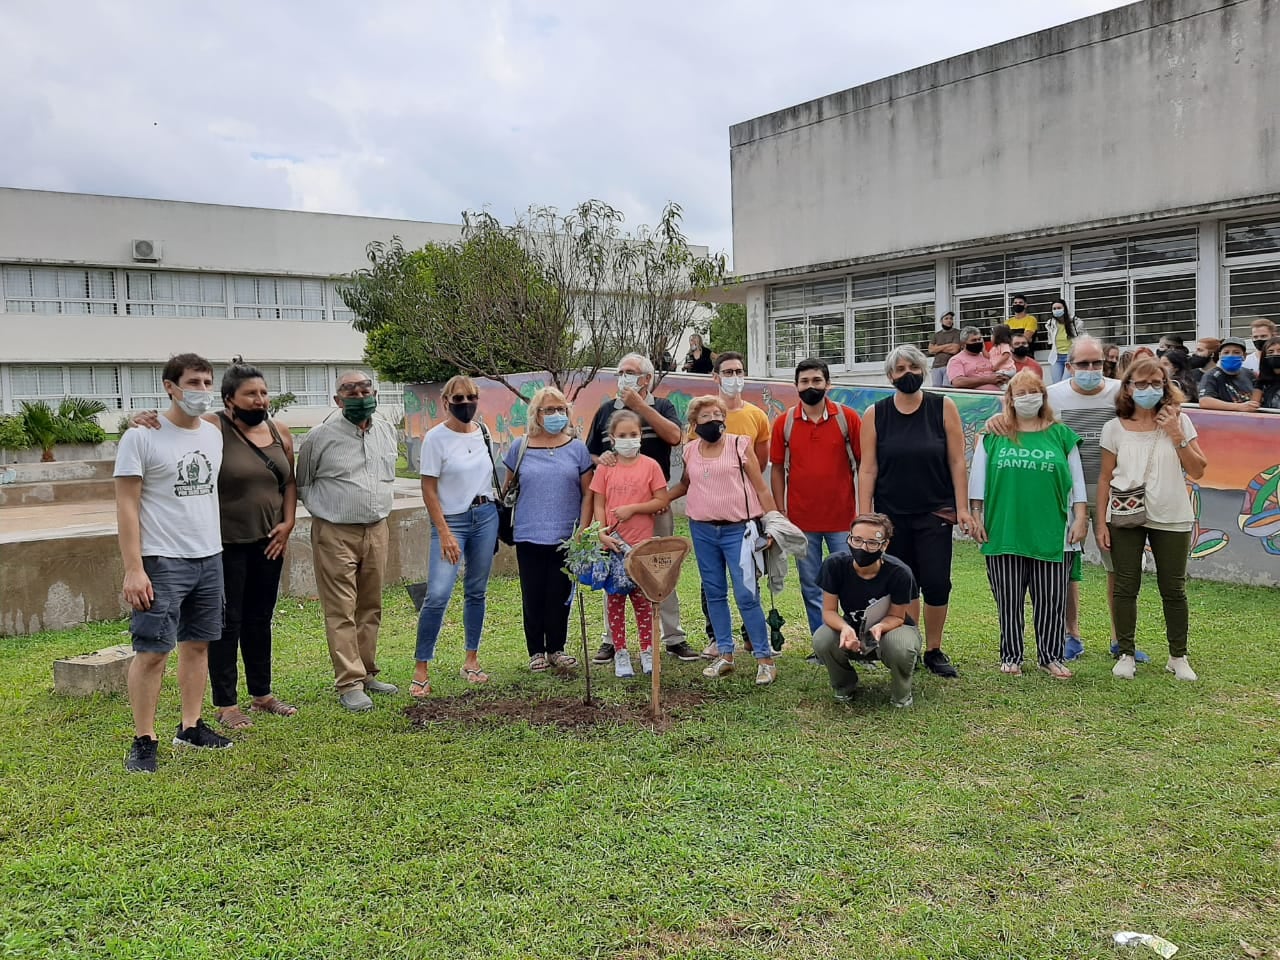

{"left": 219, "top": 412, "right": 287, "bottom": 495}
{"left": 479, "top": 423, "right": 526, "bottom": 547}
{"left": 1108, "top": 431, "right": 1159, "bottom": 529}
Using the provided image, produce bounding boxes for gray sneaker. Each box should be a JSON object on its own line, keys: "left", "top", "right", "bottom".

{"left": 363, "top": 677, "right": 399, "bottom": 695}
{"left": 340, "top": 689, "right": 374, "bottom": 712}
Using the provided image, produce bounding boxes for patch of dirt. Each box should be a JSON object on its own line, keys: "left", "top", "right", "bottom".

{"left": 404, "top": 690, "right": 710, "bottom": 732}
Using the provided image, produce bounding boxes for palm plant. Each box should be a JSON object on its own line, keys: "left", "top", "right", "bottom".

{"left": 18, "top": 398, "right": 108, "bottom": 461}
{"left": 18, "top": 402, "right": 59, "bottom": 462}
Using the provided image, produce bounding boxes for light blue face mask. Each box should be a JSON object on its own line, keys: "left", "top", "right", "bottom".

{"left": 542, "top": 413, "right": 569, "bottom": 434}
{"left": 1133, "top": 387, "right": 1164, "bottom": 409}
{"left": 1073, "top": 369, "right": 1104, "bottom": 391}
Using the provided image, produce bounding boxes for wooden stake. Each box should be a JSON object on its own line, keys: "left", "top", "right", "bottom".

{"left": 577, "top": 587, "right": 592, "bottom": 707}
{"left": 649, "top": 597, "right": 662, "bottom": 719}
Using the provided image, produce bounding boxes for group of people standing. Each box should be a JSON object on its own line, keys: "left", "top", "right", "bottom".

{"left": 117, "top": 330, "right": 1218, "bottom": 773}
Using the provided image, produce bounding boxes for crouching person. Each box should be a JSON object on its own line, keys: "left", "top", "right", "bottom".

{"left": 812, "top": 513, "right": 922, "bottom": 708}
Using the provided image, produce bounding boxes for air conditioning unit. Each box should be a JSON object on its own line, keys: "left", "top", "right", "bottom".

{"left": 131, "top": 239, "right": 162, "bottom": 262}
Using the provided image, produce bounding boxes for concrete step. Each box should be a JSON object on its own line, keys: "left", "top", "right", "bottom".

{"left": 1, "top": 459, "right": 117, "bottom": 483}
{"left": 0, "top": 477, "right": 117, "bottom": 508}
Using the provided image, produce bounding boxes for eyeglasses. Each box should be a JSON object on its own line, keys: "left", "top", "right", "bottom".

{"left": 848, "top": 536, "right": 885, "bottom": 550}
{"left": 617, "top": 369, "right": 643, "bottom": 377}
{"left": 539, "top": 406, "right": 568, "bottom": 415}
{"left": 337, "top": 380, "right": 374, "bottom": 394}
{"left": 1129, "top": 381, "right": 1165, "bottom": 391}
{"left": 447, "top": 393, "right": 480, "bottom": 403}
{"left": 719, "top": 369, "right": 746, "bottom": 377}
{"left": 1070, "top": 360, "right": 1104, "bottom": 369}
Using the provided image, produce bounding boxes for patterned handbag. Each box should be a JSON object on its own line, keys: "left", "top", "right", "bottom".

{"left": 1108, "top": 434, "right": 1158, "bottom": 529}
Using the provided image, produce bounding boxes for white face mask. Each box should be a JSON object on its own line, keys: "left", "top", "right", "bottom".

{"left": 176, "top": 388, "right": 215, "bottom": 416}
{"left": 617, "top": 374, "right": 640, "bottom": 395}
{"left": 613, "top": 437, "right": 642, "bottom": 457}
{"left": 1013, "top": 394, "right": 1044, "bottom": 419}
{"left": 719, "top": 376, "right": 745, "bottom": 396}
{"left": 1052, "top": 308, "right": 1065, "bottom": 319}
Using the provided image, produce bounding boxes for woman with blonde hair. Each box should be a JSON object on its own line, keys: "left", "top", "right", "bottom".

{"left": 663, "top": 395, "right": 780, "bottom": 684}
{"left": 502, "top": 386, "right": 594, "bottom": 672}
{"left": 1098, "top": 358, "right": 1207, "bottom": 681}
{"left": 969, "top": 371, "right": 1088, "bottom": 678}
{"left": 412, "top": 375, "right": 500, "bottom": 696}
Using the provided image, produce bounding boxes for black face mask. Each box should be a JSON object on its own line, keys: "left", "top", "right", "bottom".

{"left": 1255, "top": 338, "right": 1271, "bottom": 353}
{"left": 232, "top": 406, "right": 268, "bottom": 427}
{"left": 1188, "top": 354, "right": 1210, "bottom": 369}
{"left": 798, "top": 387, "right": 826, "bottom": 406}
{"left": 965, "top": 341, "right": 984, "bottom": 354}
{"left": 449, "top": 401, "right": 478, "bottom": 423}
{"left": 848, "top": 545, "right": 882, "bottom": 568}
{"left": 893, "top": 372, "right": 924, "bottom": 394}
{"left": 694, "top": 421, "right": 725, "bottom": 443}
{"left": 1012, "top": 305, "right": 1026, "bottom": 314}
{"left": 1266, "top": 356, "right": 1280, "bottom": 373}
{"left": 1013, "top": 346, "right": 1032, "bottom": 359}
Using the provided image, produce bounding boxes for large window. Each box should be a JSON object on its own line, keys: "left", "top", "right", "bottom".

{"left": 1222, "top": 216, "right": 1280, "bottom": 337}
{"left": 9, "top": 365, "right": 122, "bottom": 409}
{"left": 766, "top": 267, "right": 934, "bottom": 372}
{"left": 1068, "top": 229, "right": 1198, "bottom": 345}
{"left": 233, "top": 277, "right": 327, "bottom": 322}
{"left": 126, "top": 272, "right": 227, "bottom": 318}
{"left": 3, "top": 266, "right": 117, "bottom": 315}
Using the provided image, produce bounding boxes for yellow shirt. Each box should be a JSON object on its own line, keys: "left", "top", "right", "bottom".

{"left": 1007, "top": 313, "right": 1039, "bottom": 339}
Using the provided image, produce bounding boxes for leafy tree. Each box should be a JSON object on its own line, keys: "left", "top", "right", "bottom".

{"left": 339, "top": 200, "right": 726, "bottom": 399}
{"left": 708, "top": 302, "right": 748, "bottom": 363}
{"left": 268, "top": 392, "right": 298, "bottom": 416}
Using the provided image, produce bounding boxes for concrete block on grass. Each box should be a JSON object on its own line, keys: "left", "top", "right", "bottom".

{"left": 54, "top": 644, "right": 134, "bottom": 696}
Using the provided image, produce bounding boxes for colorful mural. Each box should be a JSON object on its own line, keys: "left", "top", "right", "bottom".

{"left": 405, "top": 371, "right": 1280, "bottom": 586}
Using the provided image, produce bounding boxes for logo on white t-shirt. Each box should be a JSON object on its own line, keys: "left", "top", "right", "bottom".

{"left": 174, "top": 452, "right": 215, "bottom": 497}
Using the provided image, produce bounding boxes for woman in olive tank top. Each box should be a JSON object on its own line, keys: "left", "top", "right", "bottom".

{"left": 858, "top": 345, "right": 972, "bottom": 679}
{"left": 211, "top": 362, "right": 298, "bottom": 729}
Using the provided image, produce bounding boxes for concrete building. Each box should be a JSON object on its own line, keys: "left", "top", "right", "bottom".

{"left": 0, "top": 188, "right": 468, "bottom": 423}
{"left": 727, "top": 0, "right": 1280, "bottom": 378}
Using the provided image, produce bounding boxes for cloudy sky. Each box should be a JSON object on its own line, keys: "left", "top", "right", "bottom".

{"left": 2, "top": 0, "right": 1129, "bottom": 264}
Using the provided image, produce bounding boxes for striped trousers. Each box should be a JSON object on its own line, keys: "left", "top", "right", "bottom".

{"left": 985, "top": 553, "right": 1071, "bottom": 667}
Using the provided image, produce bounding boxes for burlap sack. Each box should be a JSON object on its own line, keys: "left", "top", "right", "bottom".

{"left": 623, "top": 537, "right": 691, "bottom": 604}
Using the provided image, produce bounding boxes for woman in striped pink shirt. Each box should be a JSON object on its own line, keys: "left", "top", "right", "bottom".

{"left": 663, "top": 395, "right": 779, "bottom": 684}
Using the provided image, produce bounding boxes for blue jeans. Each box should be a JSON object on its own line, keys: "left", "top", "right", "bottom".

{"left": 415, "top": 502, "right": 498, "bottom": 662}
{"left": 689, "top": 520, "right": 770, "bottom": 658}
{"left": 794, "top": 531, "right": 849, "bottom": 635}
{"left": 1053, "top": 357, "right": 1068, "bottom": 383}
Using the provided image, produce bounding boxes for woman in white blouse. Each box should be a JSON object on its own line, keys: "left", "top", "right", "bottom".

{"left": 1096, "top": 358, "right": 1208, "bottom": 682}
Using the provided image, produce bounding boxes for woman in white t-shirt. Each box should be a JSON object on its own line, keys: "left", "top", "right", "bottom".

{"left": 1096, "top": 358, "right": 1208, "bottom": 682}
{"left": 411, "top": 375, "right": 500, "bottom": 697}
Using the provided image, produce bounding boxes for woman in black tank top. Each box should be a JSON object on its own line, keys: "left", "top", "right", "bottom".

{"left": 857, "top": 345, "right": 972, "bottom": 679}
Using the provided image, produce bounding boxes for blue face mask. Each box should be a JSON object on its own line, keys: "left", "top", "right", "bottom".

{"left": 1219, "top": 355, "right": 1245, "bottom": 374}
{"left": 1072, "top": 369, "right": 1104, "bottom": 391}
{"left": 1133, "top": 387, "right": 1164, "bottom": 409}
{"left": 542, "top": 413, "right": 569, "bottom": 434}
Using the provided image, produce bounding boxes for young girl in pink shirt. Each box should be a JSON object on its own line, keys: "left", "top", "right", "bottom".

{"left": 589, "top": 410, "right": 668, "bottom": 677}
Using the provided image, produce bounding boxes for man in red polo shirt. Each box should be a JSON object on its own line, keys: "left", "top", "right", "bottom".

{"left": 770, "top": 358, "right": 862, "bottom": 639}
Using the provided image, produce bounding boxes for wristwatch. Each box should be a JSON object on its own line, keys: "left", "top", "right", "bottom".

{"left": 1177, "top": 438, "right": 1190, "bottom": 449}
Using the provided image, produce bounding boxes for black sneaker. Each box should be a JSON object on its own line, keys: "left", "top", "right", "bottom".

{"left": 923, "top": 648, "right": 959, "bottom": 678}
{"left": 173, "top": 719, "right": 233, "bottom": 750}
{"left": 125, "top": 736, "right": 158, "bottom": 774}
{"left": 665, "top": 641, "right": 702, "bottom": 662}
{"left": 591, "top": 641, "right": 616, "bottom": 665}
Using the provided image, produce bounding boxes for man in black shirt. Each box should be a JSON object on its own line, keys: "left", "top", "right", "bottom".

{"left": 585, "top": 352, "right": 700, "bottom": 661}
{"left": 813, "top": 514, "right": 922, "bottom": 708}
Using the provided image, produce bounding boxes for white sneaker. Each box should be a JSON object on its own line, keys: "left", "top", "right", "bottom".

{"left": 702, "top": 656, "right": 734, "bottom": 679}
{"left": 755, "top": 662, "right": 777, "bottom": 685}
{"left": 614, "top": 648, "right": 634, "bottom": 679}
{"left": 1112, "top": 654, "right": 1137, "bottom": 680}
{"left": 1166, "top": 656, "right": 1198, "bottom": 682}
{"left": 640, "top": 649, "right": 653, "bottom": 675}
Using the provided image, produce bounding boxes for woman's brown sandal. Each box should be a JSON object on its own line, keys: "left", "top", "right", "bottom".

{"left": 216, "top": 705, "right": 254, "bottom": 729}
{"left": 249, "top": 696, "right": 298, "bottom": 716}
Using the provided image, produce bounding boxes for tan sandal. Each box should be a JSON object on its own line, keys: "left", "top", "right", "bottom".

{"left": 999, "top": 662, "right": 1022, "bottom": 676}
{"left": 216, "top": 706, "right": 254, "bottom": 729}
{"left": 1040, "top": 661, "right": 1073, "bottom": 680}
{"left": 249, "top": 695, "right": 297, "bottom": 717}
{"left": 460, "top": 666, "right": 489, "bottom": 685}
{"left": 409, "top": 679, "right": 431, "bottom": 699}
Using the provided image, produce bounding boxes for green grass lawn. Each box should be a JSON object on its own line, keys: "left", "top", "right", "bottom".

{"left": 2, "top": 536, "right": 1278, "bottom": 959}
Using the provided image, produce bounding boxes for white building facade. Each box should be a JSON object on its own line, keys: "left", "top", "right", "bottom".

{"left": 0, "top": 189, "right": 465, "bottom": 423}
{"left": 727, "top": 0, "right": 1280, "bottom": 378}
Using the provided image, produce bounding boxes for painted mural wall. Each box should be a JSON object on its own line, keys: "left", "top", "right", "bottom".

{"left": 406, "top": 372, "right": 1280, "bottom": 587}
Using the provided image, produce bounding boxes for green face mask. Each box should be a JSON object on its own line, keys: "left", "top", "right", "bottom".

{"left": 342, "top": 395, "right": 377, "bottom": 424}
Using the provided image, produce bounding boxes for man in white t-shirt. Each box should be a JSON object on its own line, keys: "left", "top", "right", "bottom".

{"left": 115, "top": 353, "right": 229, "bottom": 773}
{"left": 988, "top": 336, "right": 1148, "bottom": 663}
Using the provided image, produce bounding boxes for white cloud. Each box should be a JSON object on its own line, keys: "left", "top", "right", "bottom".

{"left": 0, "top": 0, "right": 1130, "bottom": 263}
